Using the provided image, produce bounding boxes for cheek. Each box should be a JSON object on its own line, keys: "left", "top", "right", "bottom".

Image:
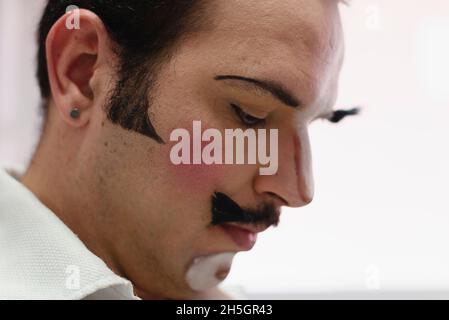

{"left": 171, "top": 163, "right": 227, "bottom": 195}
{"left": 162, "top": 120, "right": 228, "bottom": 195}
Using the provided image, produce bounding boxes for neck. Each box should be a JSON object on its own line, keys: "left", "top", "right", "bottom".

{"left": 21, "top": 123, "right": 124, "bottom": 281}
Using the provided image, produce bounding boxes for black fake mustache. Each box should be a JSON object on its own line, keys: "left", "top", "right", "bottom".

{"left": 211, "top": 192, "right": 280, "bottom": 228}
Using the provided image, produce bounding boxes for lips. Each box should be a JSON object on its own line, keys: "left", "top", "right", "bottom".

{"left": 220, "top": 224, "right": 258, "bottom": 251}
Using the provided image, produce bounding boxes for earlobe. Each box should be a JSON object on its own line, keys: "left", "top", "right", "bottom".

{"left": 45, "top": 9, "right": 109, "bottom": 128}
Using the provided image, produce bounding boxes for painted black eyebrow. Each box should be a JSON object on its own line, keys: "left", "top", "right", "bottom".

{"left": 214, "top": 75, "right": 301, "bottom": 108}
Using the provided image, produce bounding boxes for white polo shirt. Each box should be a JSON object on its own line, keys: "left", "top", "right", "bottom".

{"left": 0, "top": 167, "right": 139, "bottom": 300}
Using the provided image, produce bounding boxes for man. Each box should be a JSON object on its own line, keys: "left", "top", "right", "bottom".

{"left": 0, "top": 0, "right": 355, "bottom": 299}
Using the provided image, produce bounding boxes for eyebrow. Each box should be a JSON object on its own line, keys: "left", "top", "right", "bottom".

{"left": 214, "top": 75, "right": 301, "bottom": 108}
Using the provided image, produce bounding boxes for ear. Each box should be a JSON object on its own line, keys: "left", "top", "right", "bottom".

{"left": 45, "top": 9, "right": 111, "bottom": 128}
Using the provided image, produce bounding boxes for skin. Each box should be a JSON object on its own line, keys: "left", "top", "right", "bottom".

{"left": 22, "top": 0, "right": 345, "bottom": 299}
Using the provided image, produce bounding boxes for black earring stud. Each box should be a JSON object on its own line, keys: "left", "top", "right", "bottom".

{"left": 70, "top": 108, "right": 81, "bottom": 119}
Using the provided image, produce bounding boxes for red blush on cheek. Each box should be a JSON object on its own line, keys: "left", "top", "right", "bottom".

{"left": 173, "top": 163, "right": 227, "bottom": 194}
{"left": 165, "top": 121, "right": 228, "bottom": 194}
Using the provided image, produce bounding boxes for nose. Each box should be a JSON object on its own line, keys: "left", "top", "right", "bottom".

{"left": 254, "top": 128, "right": 314, "bottom": 208}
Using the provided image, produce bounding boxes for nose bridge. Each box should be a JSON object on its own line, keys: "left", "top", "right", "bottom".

{"left": 254, "top": 126, "right": 314, "bottom": 208}
{"left": 292, "top": 128, "right": 314, "bottom": 206}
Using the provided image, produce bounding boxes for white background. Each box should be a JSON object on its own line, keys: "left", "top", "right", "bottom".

{"left": 1, "top": 1, "right": 448, "bottom": 298}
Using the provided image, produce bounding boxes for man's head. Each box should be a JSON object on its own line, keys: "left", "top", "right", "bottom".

{"left": 30, "top": 0, "right": 345, "bottom": 299}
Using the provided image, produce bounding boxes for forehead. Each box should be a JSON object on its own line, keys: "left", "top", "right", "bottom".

{"left": 198, "top": 0, "right": 344, "bottom": 110}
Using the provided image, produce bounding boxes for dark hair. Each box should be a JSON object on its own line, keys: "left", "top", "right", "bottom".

{"left": 37, "top": 0, "right": 207, "bottom": 141}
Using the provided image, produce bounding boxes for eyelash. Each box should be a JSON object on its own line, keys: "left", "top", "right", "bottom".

{"left": 328, "top": 108, "right": 360, "bottom": 123}
{"left": 231, "top": 103, "right": 266, "bottom": 127}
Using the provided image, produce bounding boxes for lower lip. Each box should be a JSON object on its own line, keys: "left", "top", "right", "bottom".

{"left": 220, "top": 225, "right": 257, "bottom": 251}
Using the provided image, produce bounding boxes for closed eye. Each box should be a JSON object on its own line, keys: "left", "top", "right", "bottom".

{"left": 231, "top": 103, "right": 266, "bottom": 127}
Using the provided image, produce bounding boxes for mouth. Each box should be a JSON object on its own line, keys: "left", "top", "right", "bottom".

{"left": 219, "top": 223, "right": 269, "bottom": 251}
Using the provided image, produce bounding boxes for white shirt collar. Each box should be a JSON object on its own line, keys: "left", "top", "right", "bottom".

{"left": 0, "top": 166, "right": 139, "bottom": 300}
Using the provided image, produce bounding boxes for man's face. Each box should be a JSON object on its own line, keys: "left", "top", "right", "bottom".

{"left": 85, "top": 0, "right": 344, "bottom": 298}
